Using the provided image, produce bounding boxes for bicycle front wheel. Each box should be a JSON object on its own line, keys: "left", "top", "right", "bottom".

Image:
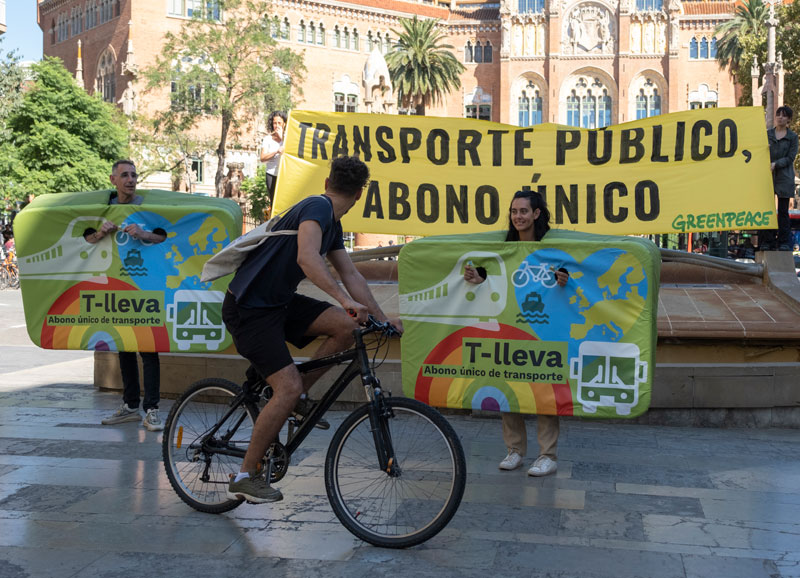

{"left": 325, "top": 397, "right": 466, "bottom": 548}
{"left": 163, "top": 378, "right": 259, "bottom": 514}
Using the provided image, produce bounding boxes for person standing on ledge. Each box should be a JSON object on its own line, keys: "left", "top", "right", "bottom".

{"left": 767, "top": 106, "right": 798, "bottom": 251}
{"left": 84, "top": 160, "right": 167, "bottom": 431}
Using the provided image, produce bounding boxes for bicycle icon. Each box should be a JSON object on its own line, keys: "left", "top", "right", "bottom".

{"left": 511, "top": 262, "right": 558, "bottom": 289}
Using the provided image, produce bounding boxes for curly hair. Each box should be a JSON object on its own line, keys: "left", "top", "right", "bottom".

{"left": 267, "top": 111, "right": 287, "bottom": 132}
{"left": 505, "top": 189, "right": 551, "bottom": 242}
{"left": 328, "top": 156, "right": 370, "bottom": 197}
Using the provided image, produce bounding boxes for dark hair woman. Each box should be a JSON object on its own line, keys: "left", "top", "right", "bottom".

{"left": 260, "top": 111, "right": 288, "bottom": 202}
{"left": 766, "top": 105, "right": 798, "bottom": 251}
{"left": 464, "top": 189, "right": 567, "bottom": 477}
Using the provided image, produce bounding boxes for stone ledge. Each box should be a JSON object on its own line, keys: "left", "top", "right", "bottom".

{"left": 96, "top": 352, "right": 800, "bottom": 427}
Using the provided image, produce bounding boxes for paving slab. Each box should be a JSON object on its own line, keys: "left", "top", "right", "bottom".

{"left": 2, "top": 290, "right": 800, "bottom": 577}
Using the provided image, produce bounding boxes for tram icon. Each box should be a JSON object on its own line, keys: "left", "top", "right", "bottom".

{"left": 569, "top": 341, "right": 648, "bottom": 416}
{"left": 400, "top": 251, "right": 507, "bottom": 327}
{"left": 166, "top": 290, "right": 226, "bottom": 351}
{"left": 18, "top": 216, "right": 113, "bottom": 279}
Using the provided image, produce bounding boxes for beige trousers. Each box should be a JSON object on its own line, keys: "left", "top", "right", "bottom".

{"left": 501, "top": 413, "right": 559, "bottom": 460}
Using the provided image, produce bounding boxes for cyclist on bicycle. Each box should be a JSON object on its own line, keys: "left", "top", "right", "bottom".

{"left": 223, "top": 155, "right": 401, "bottom": 503}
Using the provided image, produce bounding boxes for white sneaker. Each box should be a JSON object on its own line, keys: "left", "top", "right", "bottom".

{"left": 101, "top": 403, "right": 141, "bottom": 425}
{"left": 142, "top": 409, "right": 164, "bottom": 431}
{"left": 499, "top": 451, "right": 523, "bottom": 471}
{"left": 527, "top": 455, "right": 557, "bottom": 476}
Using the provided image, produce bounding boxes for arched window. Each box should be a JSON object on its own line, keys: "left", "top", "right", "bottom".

{"left": 518, "top": 83, "right": 543, "bottom": 127}
{"left": 474, "top": 41, "right": 483, "bottom": 63}
{"left": 519, "top": 93, "right": 530, "bottom": 127}
{"left": 700, "top": 37, "right": 709, "bottom": 59}
{"left": 96, "top": 49, "right": 116, "bottom": 103}
{"left": 309, "top": 22, "right": 316, "bottom": 44}
{"left": 465, "top": 42, "right": 473, "bottom": 63}
{"left": 375, "top": 33, "right": 383, "bottom": 53}
{"left": 353, "top": 29, "right": 359, "bottom": 51}
{"left": 636, "top": 91, "right": 648, "bottom": 120}
{"left": 710, "top": 37, "right": 717, "bottom": 58}
{"left": 50, "top": 20, "right": 56, "bottom": 44}
{"left": 484, "top": 42, "right": 493, "bottom": 63}
{"left": 690, "top": 37, "right": 698, "bottom": 59}
{"left": 299, "top": 20, "right": 306, "bottom": 43}
{"left": 582, "top": 93, "right": 597, "bottom": 129}
{"left": 631, "top": 77, "right": 662, "bottom": 119}
{"left": 344, "top": 27, "right": 351, "bottom": 50}
{"left": 650, "top": 89, "right": 661, "bottom": 116}
{"left": 334, "top": 26, "right": 341, "bottom": 48}
{"left": 281, "top": 18, "right": 290, "bottom": 40}
{"left": 384, "top": 34, "right": 391, "bottom": 54}
{"left": 567, "top": 92, "right": 580, "bottom": 127}
{"left": 565, "top": 76, "right": 613, "bottom": 128}
{"left": 269, "top": 16, "right": 279, "bottom": 38}
{"left": 318, "top": 23, "right": 325, "bottom": 45}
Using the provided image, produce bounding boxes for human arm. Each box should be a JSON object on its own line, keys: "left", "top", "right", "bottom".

{"left": 328, "top": 247, "right": 403, "bottom": 332}
{"left": 121, "top": 223, "right": 166, "bottom": 244}
{"left": 296, "top": 220, "right": 370, "bottom": 322}
{"left": 772, "top": 132, "right": 799, "bottom": 170}
{"left": 259, "top": 136, "right": 284, "bottom": 163}
{"left": 464, "top": 263, "right": 487, "bottom": 285}
{"left": 84, "top": 220, "right": 118, "bottom": 244}
{"left": 555, "top": 267, "right": 569, "bottom": 287}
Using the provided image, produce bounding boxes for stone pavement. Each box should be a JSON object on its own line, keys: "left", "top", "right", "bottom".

{"left": 2, "top": 292, "right": 800, "bottom": 577}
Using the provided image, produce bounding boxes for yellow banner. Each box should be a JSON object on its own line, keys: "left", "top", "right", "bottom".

{"left": 273, "top": 108, "right": 775, "bottom": 236}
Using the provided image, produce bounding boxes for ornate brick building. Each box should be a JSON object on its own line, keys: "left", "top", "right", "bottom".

{"left": 37, "top": 0, "right": 737, "bottom": 196}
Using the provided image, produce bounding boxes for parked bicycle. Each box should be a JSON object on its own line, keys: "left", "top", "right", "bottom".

{"left": 162, "top": 315, "right": 466, "bottom": 548}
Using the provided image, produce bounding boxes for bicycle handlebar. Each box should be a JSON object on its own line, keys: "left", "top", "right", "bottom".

{"left": 359, "top": 315, "right": 402, "bottom": 338}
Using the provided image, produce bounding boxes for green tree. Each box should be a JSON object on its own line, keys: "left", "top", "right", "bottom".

{"left": 0, "top": 38, "right": 26, "bottom": 142}
{"left": 142, "top": 0, "right": 305, "bottom": 197}
{"left": 240, "top": 164, "right": 271, "bottom": 223}
{"left": 714, "top": 0, "right": 769, "bottom": 75}
{"left": 385, "top": 16, "right": 465, "bottom": 115}
{"left": 0, "top": 57, "right": 128, "bottom": 202}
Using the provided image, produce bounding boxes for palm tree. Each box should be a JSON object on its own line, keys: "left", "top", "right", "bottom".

{"left": 385, "top": 16, "right": 465, "bottom": 115}
{"left": 714, "top": 0, "right": 768, "bottom": 73}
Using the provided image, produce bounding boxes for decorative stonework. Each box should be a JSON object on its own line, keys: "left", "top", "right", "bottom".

{"left": 510, "top": 15, "right": 547, "bottom": 57}
{"left": 630, "top": 12, "right": 668, "bottom": 54}
{"left": 562, "top": 3, "right": 615, "bottom": 55}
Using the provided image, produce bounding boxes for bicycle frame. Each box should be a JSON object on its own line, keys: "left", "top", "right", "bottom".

{"left": 194, "top": 322, "right": 396, "bottom": 473}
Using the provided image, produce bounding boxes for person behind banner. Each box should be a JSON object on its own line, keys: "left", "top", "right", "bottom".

{"left": 84, "top": 159, "right": 168, "bottom": 432}
{"left": 222, "top": 155, "right": 402, "bottom": 504}
{"left": 260, "top": 111, "right": 287, "bottom": 204}
{"left": 464, "top": 190, "right": 568, "bottom": 477}
{"left": 764, "top": 106, "right": 798, "bottom": 251}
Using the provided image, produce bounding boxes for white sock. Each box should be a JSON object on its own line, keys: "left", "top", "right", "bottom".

{"left": 234, "top": 472, "right": 250, "bottom": 483}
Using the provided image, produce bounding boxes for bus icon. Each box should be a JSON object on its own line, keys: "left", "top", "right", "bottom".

{"left": 569, "top": 341, "right": 648, "bottom": 416}
{"left": 166, "top": 290, "right": 226, "bottom": 351}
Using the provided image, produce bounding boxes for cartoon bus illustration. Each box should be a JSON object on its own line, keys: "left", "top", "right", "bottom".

{"left": 166, "top": 290, "right": 226, "bottom": 351}
{"left": 400, "top": 251, "right": 507, "bottom": 327}
{"left": 569, "top": 341, "right": 648, "bottom": 416}
{"left": 18, "top": 216, "right": 113, "bottom": 279}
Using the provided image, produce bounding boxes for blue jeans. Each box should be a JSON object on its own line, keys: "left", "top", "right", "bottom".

{"left": 119, "top": 352, "right": 160, "bottom": 411}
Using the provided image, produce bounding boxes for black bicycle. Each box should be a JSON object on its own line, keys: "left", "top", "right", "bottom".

{"left": 162, "top": 316, "right": 466, "bottom": 548}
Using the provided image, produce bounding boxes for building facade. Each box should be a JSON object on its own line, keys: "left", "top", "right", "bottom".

{"left": 37, "top": 0, "right": 736, "bottom": 194}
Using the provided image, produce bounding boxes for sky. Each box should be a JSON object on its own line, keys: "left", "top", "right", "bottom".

{"left": 2, "top": 1, "right": 44, "bottom": 61}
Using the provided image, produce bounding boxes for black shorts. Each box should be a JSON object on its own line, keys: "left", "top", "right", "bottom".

{"left": 222, "top": 291, "right": 333, "bottom": 379}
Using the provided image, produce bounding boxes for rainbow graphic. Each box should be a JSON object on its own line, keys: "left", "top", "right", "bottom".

{"left": 40, "top": 279, "right": 170, "bottom": 352}
{"left": 414, "top": 324, "right": 574, "bottom": 416}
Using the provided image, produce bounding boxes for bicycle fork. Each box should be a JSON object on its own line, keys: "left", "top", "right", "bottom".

{"left": 367, "top": 388, "right": 400, "bottom": 477}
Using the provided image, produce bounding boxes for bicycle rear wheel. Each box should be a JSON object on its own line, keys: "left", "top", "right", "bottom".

{"left": 325, "top": 397, "right": 466, "bottom": 548}
{"left": 163, "top": 378, "right": 258, "bottom": 513}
